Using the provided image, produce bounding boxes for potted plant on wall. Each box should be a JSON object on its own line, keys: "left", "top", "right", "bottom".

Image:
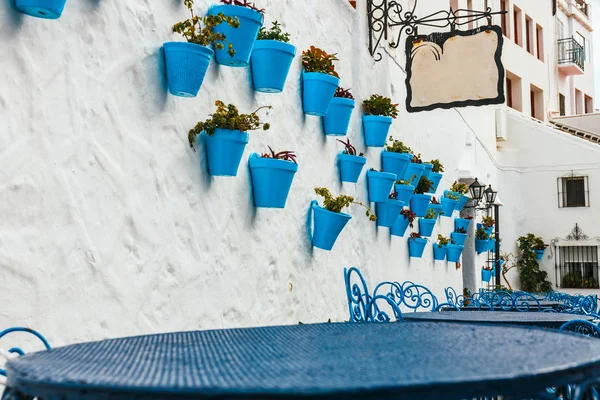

{"left": 478, "top": 216, "right": 495, "bottom": 236}
{"left": 451, "top": 227, "right": 468, "bottom": 247}
{"left": 208, "top": 0, "right": 264, "bottom": 66}
{"left": 408, "top": 232, "right": 428, "bottom": 258}
{"left": 422, "top": 162, "right": 433, "bottom": 180}
{"left": 167, "top": 1, "right": 240, "bottom": 97}
{"left": 250, "top": 21, "right": 296, "bottom": 93}
{"left": 475, "top": 227, "right": 490, "bottom": 254}
{"left": 366, "top": 169, "right": 397, "bottom": 203}
{"left": 450, "top": 181, "right": 470, "bottom": 211}
{"left": 188, "top": 100, "right": 271, "bottom": 176}
{"left": 418, "top": 208, "right": 438, "bottom": 237}
{"left": 488, "top": 234, "right": 497, "bottom": 253}
{"left": 362, "top": 95, "right": 399, "bottom": 147}
{"left": 454, "top": 215, "right": 473, "bottom": 232}
{"left": 427, "top": 196, "right": 443, "bottom": 219}
{"left": 401, "top": 153, "right": 426, "bottom": 185}
{"left": 381, "top": 137, "right": 413, "bottom": 178}
{"left": 428, "top": 159, "right": 444, "bottom": 193}
{"left": 482, "top": 265, "right": 494, "bottom": 282}
{"left": 15, "top": 0, "right": 68, "bottom": 18}
{"left": 337, "top": 139, "right": 365, "bottom": 183}
{"left": 391, "top": 208, "right": 416, "bottom": 237}
{"left": 394, "top": 176, "right": 417, "bottom": 205}
{"left": 311, "top": 187, "right": 375, "bottom": 250}
{"left": 441, "top": 190, "right": 459, "bottom": 217}
{"left": 301, "top": 46, "right": 340, "bottom": 116}
{"left": 433, "top": 234, "right": 449, "bottom": 261}
{"left": 375, "top": 193, "right": 405, "bottom": 229}
{"left": 410, "top": 177, "right": 433, "bottom": 217}
{"left": 533, "top": 237, "right": 547, "bottom": 260}
{"left": 323, "top": 87, "right": 355, "bottom": 136}
{"left": 447, "top": 240, "right": 465, "bottom": 263}
{"left": 248, "top": 146, "right": 297, "bottom": 208}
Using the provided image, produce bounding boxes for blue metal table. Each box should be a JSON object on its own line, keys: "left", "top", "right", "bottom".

{"left": 4, "top": 322, "right": 600, "bottom": 400}
{"left": 403, "top": 311, "right": 593, "bottom": 328}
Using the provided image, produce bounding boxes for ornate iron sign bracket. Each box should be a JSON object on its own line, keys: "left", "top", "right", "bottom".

{"left": 548, "top": 223, "right": 600, "bottom": 259}
{"left": 367, "top": 0, "right": 507, "bottom": 61}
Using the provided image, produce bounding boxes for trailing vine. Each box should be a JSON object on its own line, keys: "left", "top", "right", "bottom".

{"left": 314, "top": 187, "right": 376, "bottom": 221}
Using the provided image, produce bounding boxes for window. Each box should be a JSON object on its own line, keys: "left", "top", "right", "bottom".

{"left": 559, "top": 93, "right": 566, "bottom": 116}
{"left": 585, "top": 40, "right": 591, "bottom": 63}
{"left": 525, "top": 15, "right": 533, "bottom": 55}
{"left": 576, "top": 89, "right": 584, "bottom": 114}
{"left": 536, "top": 24, "right": 544, "bottom": 61}
{"left": 513, "top": 6, "right": 523, "bottom": 47}
{"left": 530, "top": 84, "right": 543, "bottom": 120}
{"left": 506, "top": 71, "right": 522, "bottom": 111}
{"left": 558, "top": 175, "right": 589, "bottom": 208}
{"left": 558, "top": 246, "right": 599, "bottom": 289}
{"left": 575, "top": 32, "right": 586, "bottom": 62}
{"left": 506, "top": 78, "right": 513, "bottom": 108}
{"left": 500, "top": 0, "right": 508, "bottom": 37}
{"left": 585, "top": 95, "right": 594, "bottom": 114}
{"left": 467, "top": 0, "right": 473, "bottom": 29}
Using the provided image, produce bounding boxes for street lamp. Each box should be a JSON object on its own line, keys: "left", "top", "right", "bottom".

{"left": 484, "top": 185, "right": 497, "bottom": 205}
{"left": 469, "top": 178, "right": 485, "bottom": 205}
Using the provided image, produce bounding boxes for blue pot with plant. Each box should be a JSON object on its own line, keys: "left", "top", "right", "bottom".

{"left": 447, "top": 244, "right": 465, "bottom": 262}
{"left": 375, "top": 197, "right": 405, "bottom": 228}
{"left": 456, "top": 195, "right": 469, "bottom": 211}
{"left": 427, "top": 201, "right": 443, "bottom": 219}
{"left": 449, "top": 181, "right": 469, "bottom": 211}
{"left": 488, "top": 238, "right": 497, "bottom": 253}
{"left": 362, "top": 94, "right": 398, "bottom": 147}
{"left": 251, "top": 22, "right": 296, "bottom": 93}
{"left": 408, "top": 234, "right": 428, "bottom": 258}
{"left": 394, "top": 182, "right": 415, "bottom": 204}
{"left": 301, "top": 47, "right": 340, "bottom": 116}
{"left": 419, "top": 211, "right": 437, "bottom": 237}
{"left": 208, "top": 3, "right": 263, "bottom": 66}
{"left": 323, "top": 88, "right": 355, "bottom": 135}
{"left": 534, "top": 249, "right": 545, "bottom": 260}
{"left": 249, "top": 149, "right": 297, "bottom": 208}
{"left": 15, "top": 0, "right": 67, "bottom": 18}
{"left": 441, "top": 196, "right": 458, "bottom": 217}
{"left": 433, "top": 244, "right": 448, "bottom": 261}
{"left": 475, "top": 239, "right": 490, "bottom": 254}
{"left": 422, "top": 163, "right": 433, "bottom": 179}
{"left": 401, "top": 158, "right": 426, "bottom": 184}
{"left": 482, "top": 268, "right": 493, "bottom": 282}
{"left": 337, "top": 139, "right": 366, "bottom": 183}
{"left": 410, "top": 176, "right": 433, "bottom": 217}
{"left": 190, "top": 101, "right": 270, "bottom": 176}
{"left": 450, "top": 232, "right": 468, "bottom": 246}
{"left": 391, "top": 209, "right": 415, "bottom": 237}
{"left": 381, "top": 138, "right": 413, "bottom": 177}
{"left": 427, "top": 160, "right": 444, "bottom": 193}
{"left": 454, "top": 218, "right": 472, "bottom": 232}
{"left": 367, "top": 169, "right": 396, "bottom": 203}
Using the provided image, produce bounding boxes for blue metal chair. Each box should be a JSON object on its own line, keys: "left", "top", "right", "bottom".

{"left": 559, "top": 320, "right": 600, "bottom": 339}
{"left": 344, "top": 267, "right": 403, "bottom": 323}
{"left": 0, "top": 327, "right": 51, "bottom": 376}
{"left": 400, "top": 281, "right": 459, "bottom": 312}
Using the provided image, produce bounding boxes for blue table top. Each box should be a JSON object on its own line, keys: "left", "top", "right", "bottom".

{"left": 403, "top": 311, "right": 593, "bottom": 328}
{"left": 6, "top": 322, "right": 600, "bottom": 400}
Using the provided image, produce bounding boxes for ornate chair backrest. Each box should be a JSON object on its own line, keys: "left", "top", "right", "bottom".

{"left": 344, "top": 268, "right": 403, "bottom": 323}
{"left": 0, "top": 327, "right": 51, "bottom": 376}
{"left": 559, "top": 320, "right": 600, "bottom": 338}
{"left": 512, "top": 292, "right": 541, "bottom": 312}
{"left": 399, "top": 281, "right": 439, "bottom": 312}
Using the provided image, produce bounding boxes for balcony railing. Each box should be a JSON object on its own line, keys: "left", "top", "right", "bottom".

{"left": 558, "top": 37, "right": 585, "bottom": 71}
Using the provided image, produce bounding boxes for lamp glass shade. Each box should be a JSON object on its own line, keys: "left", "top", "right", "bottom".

{"left": 469, "top": 178, "right": 485, "bottom": 201}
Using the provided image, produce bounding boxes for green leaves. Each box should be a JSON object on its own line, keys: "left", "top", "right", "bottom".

{"left": 362, "top": 94, "right": 399, "bottom": 118}
{"left": 314, "top": 187, "right": 376, "bottom": 221}
{"left": 451, "top": 181, "right": 469, "bottom": 195}
{"left": 414, "top": 177, "right": 433, "bottom": 194}
{"left": 516, "top": 233, "right": 553, "bottom": 292}
{"left": 429, "top": 159, "right": 444, "bottom": 173}
{"left": 302, "top": 46, "right": 340, "bottom": 78}
{"left": 257, "top": 21, "right": 291, "bottom": 42}
{"left": 385, "top": 136, "right": 412, "bottom": 154}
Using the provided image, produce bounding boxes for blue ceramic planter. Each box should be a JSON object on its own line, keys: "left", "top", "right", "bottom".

{"left": 422, "top": 163, "right": 433, "bottom": 180}
{"left": 477, "top": 223, "right": 494, "bottom": 237}
{"left": 455, "top": 195, "right": 469, "bottom": 211}
{"left": 419, "top": 218, "right": 436, "bottom": 237}
{"left": 367, "top": 170, "right": 396, "bottom": 203}
{"left": 338, "top": 153, "right": 366, "bottom": 183}
{"left": 376, "top": 199, "right": 405, "bottom": 228}
{"left": 488, "top": 238, "right": 497, "bottom": 253}
{"left": 447, "top": 244, "right": 464, "bottom": 262}
{"left": 535, "top": 249, "right": 545, "bottom": 260}
{"left": 440, "top": 197, "right": 458, "bottom": 217}
{"left": 410, "top": 194, "right": 431, "bottom": 217}
{"left": 408, "top": 238, "right": 428, "bottom": 258}
{"left": 209, "top": 4, "right": 263, "bottom": 67}
{"left": 394, "top": 183, "right": 414, "bottom": 204}
{"left": 428, "top": 172, "right": 443, "bottom": 193}
{"left": 323, "top": 97, "right": 355, "bottom": 136}
{"left": 250, "top": 40, "right": 296, "bottom": 93}
{"left": 427, "top": 203, "right": 443, "bottom": 219}
{"left": 248, "top": 154, "right": 297, "bottom": 208}
{"left": 433, "top": 244, "right": 447, "bottom": 261}
{"left": 15, "top": 0, "right": 66, "bottom": 18}
{"left": 391, "top": 215, "right": 411, "bottom": 237}
{"left": 202, "top": 129, "right": 249, "bottom": 176}
{"left": 454, "top": 218, "right": 472, "bottom": 232}
{"left": 381, "top": 152, "right": 412, "bottom": 178}
{"left": 401, "top": 162, "right": 426, "bottom": 184}
{"left": 363, "top": 115, "right": 392, "bottom": 147}
{"left": 311, "top": 201, "right": 352, "bottom": 251}
{"left": 302, "top": 72, "right": 340, "bottom": 116}
{"left": 163, "top": 42, "right": 214, "bottom": 98}
{"left": 482, "top": 269, "right": 493, "bottom": 282}
{"left": 450, "top": 232, "right": 468, "bottom": 246}
{"left": 475, "top": 239, "right": 490, "bottom": 254}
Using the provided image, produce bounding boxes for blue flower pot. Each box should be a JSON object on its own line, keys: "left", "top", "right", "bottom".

{"left": 447, "top": 244, "right": 464, "bottom": 262}
{"left": 433, "top": 244, "right": 447, "bottom": 261}
{"left": 302, "top": 72, "right": 340, "bottom": 116}
{"left": 534, "top": 249, "right": 545, "bottom": 260}
{"left": 209, "top": 4, "right": 263, "bottom": 67}
{"left": 248, "top": 154, "right": 297, "bottom": 208}
{"left": 428, "top": 172, "right": 443, "bottom": 193}
{"left": 337, "top": 153, "right": 366, "bottom": 183}
{"left": 475, "top": 239, "right": 490, "bottom": 254}
{"left": 394, "top": 183, "right": 414, "bottom": 204}
{"left": 419, "top": 218, "right": 436, "bottom": 237}
{"left": 163, "top": 42, "right": 214, "bottom": 98}
{"left": 422, "top": 163, "right": 433, "bottom": 180}
{"left": 391, "top": 214, "right": 411, "bottom": 237}
{"left": 450, "top": 232, "right": 467, "bottom": 246}
{"left": 401, "top": 162, "right": 426, "bottom": 184}
{"left": 408, "top": 238, "right": 428, "bottom": 258}
{"left": 455, "top": 195, "right": 469, "bottom": 211}
{"left": 477, "top": 223, "right": 494, "bottom": 237}
{"left": 363, "top": 115, "right": 392, "bottom": 147}
{"left": 202, "top": 129, "right": 249, "bottom": 176}
{"left": 488, "top": 238, "right": 497, "bottom": 253}
{"left": 250, "top": 40, "right": 296, "bottom": 93}
{"left": 410, "top": 194, "right": 431, "bottom": 217}
{"left": 454, "top": 218, "right": 472, "bottom": 232}
{"left": 323, "top": 98, "right": 355, "bottom": 136}
{"left": 381, "top": 152, "right": 412, "bottom": 178}
{"left": 367, "top": 170, "right": 396, "bottom": 203}
{"left": 15, "top": 0, "right": 66, "bottom": 18}
{"left": 482, "top": 269, "right": 493, "bottom": 282}
{"left": 441, "top": 197, "right": 458, "bottom": 217}
{"left": 427, "top": 203, "right": 443, "bottom": 219}
{"left": 376, "top": 199, "right": 405, "bottom": 228}
{"left": 311, "top": 201, "right": 351, "bottom": 251}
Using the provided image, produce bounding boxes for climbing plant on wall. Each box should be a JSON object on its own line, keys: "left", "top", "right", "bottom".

{"left": 516, "top": 234, "right": 553, "bottom": 293}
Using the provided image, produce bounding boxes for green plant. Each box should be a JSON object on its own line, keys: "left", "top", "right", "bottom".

{"left": 437, "top": 234, "right": 450, "bottom": 246}
{"left": 446, "top": 191, "right": 460, "bottom": 201}
{"left": 334, "top": 87, "right": 354, "bottom": 99}
{"left": 188, "top": 101, "right": 271, "bottom": 150}
{"left": 424, "top": 208, "right": 438, "bottom": 219}
{"left": 533, "top": 237, "right": 547, "bottom": 250}
{"left": 385, "top": 136, "right": 412, "bottom": 154}
{"left": 261, "top": 146, "right": 297, "bottom": 163}
{"left": 363, "top": 95, "right": 399, "bottom": 118}
{"left": 302, "top": 46, "right": 339, "bottom": 78}
{"left": 400, "top": 208, "right": 417, "bottom": 228}
{"left": 429, "top": 159, "right": 444, "bottom": 173}
{"left": 516, "top": 233, "right": 553, "bottom": 293}
{"left": 257, "top": 21, "right": 290, "bottom": 42}
{"left": 337, "top": 138, "right": 363, "bottom": 157}
{"left": 220, "top": 0, "right": 265, "bottom": 13}
{"left": 411, "top": 153, "right": 423, "bottom": 164}
{"left": 455, "top": 227, "right": 467, "bottom": 234}
{"left": 314, "top": 187, "right": 376, "bottom": 221}
{"left": 482, "top": 216, "right": 495, "bottom": 228}
{"left": 173, "top": 0, "right": 240, "bottom": 55}
{"left": 395, "top": 175, "right": 417, "bottom": 185}
{"left": 451, "top": 181, "right": 469, "bottom": 195}
{"left": 475, "top": 228, "right": 489, "bottom": 240}
{"left": 414, "top": 177, "right": 433, "bottom": 194}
